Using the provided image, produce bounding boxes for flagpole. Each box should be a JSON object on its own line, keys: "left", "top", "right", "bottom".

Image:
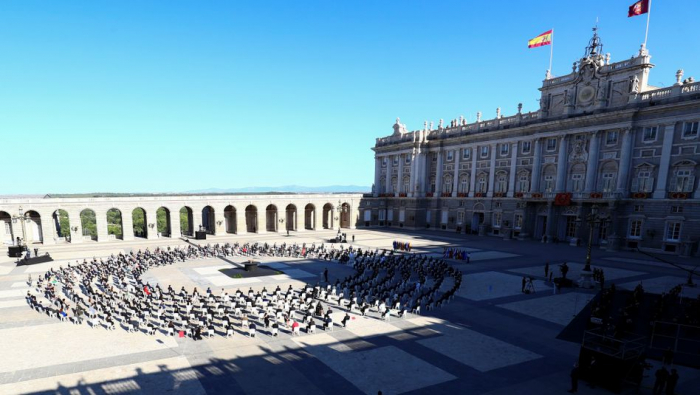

{"left": 643, "top": 0, "right": 652, "bottom": 49}
{"left": 549, "top": 29, "right": 554, "bottom": 77}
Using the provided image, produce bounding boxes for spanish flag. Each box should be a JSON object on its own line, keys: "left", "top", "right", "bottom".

{"left": 628, "top": 0, "right": 649, "bottom": 17}
{"left": 528, "top": 30, "right": 553, "bottom": 48}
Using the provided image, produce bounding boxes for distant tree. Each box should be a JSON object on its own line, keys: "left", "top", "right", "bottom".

{"left": 132, "top": 208, "right": 145, "bottom": 237}
{"left": 56, "top": 210, "right": 70, "bottom": 237}
{"left": 156, "top": 208, "right": 169, "bottom": 234}
{"left": 107, "top": 209, "right": 123, "bottom": 236}
{"left": 180, "top": 207, "right": 190, "bottom": 235}
{"left": 80, "top": 209, "right": 97, "bottom": 238}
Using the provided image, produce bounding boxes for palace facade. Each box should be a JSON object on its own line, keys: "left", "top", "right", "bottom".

{"left": 361, "top": 33, "right": 699, "bottom": 256}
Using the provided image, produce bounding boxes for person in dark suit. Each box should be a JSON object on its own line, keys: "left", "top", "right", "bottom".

{"left": 568, "top": 362, "right": 579, "bottom": 393}
{"left": 666, "top": 369, "right": 678, "bottom": 395}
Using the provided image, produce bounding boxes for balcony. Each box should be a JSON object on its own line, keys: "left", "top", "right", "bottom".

{"left": 668, "top": 192, "right": 690, "bottom": 199}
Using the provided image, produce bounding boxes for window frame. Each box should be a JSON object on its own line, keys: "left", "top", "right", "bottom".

{"left": 665, "top": 221, "right": 682, "bottom": 242}
{"left": 480, "top": 146, "right": 489, "bottom": 158}
{"left": 629, "top": 219, "right": 643, "bottom": 239}
{"left": 546, "top": 138, "right": 557, "bottom": 152}
{"left": 606, "top": 130, "right": 619, "bottom": 145}
{"left": 682, "top": 121, "right": 699, "bottom": 139}
{"left": 521, "top": 141, "right": 532, "bottom": 154}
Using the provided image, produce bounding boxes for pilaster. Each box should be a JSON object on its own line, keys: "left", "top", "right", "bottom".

{"left": 469, "top": 146, "right": 477, "bottom": 197}
{"left": 583, "top": 131, "right": 600, "bottom": 193}
{"left": 653, "top": 123, "right": 676, "bottom": 199}
{"left": 507, "top": 142, "right": 517, "bottom": 197}
{"left": 486, "top": 144, "right": 496, "bottom": 197}
{"left": 616, "top": 128, "right": 634, "bottom": 195}
{"left": 555, "top": 135, "right": 569, "bottom": 193}
{"left": 531, "top": 139, "right": 542, "bottom": 192}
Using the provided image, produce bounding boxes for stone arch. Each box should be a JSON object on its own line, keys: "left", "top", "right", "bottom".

{"left": 285, "top": 204, "right": 297, "bottom": 232}
{"left": 266, "top": 204, "right": 278, "bottom": 232}
{"left": 156, "top": 207, "right": 171, "bottom": 237}
{"left": 201, "top": 206, "right": 215, "bottom": 233}
{"left": 179, "top": 206, "right": 193, "bottom": 236}
{"left": 24, "top": 210, "right": 43, "bottom": 244}
{"left": 340, "top": 202, "right": 351, "bottom": 228}
{"left": 80, "top": 209, "right": 97, "bottom": 241}
{"left": 132, "top": 207, "right": 147, "bottom": 238}
{"left": 322, "top": 203, "right": 334, "bottom": 229}
{"left": 107, "top": 208, "right": 123, "bottom": 239}
{"left": 245, "top": 205, "right": 257, "bottom": 233}
{"left": 0, "top": 211, "right": 12, "bottom": 245}
{"left": 52, "top": 209, "right": 70, "bottom": 242}
{"left": 304, "top": 204, "right": 315, "bottom": 230}
{"left": 224, "top": 205, "right": 236, "bottom": 234}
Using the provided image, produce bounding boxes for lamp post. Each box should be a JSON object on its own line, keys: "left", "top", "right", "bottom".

{"left": 10, "top": 206, "right": 28, "bottom": 246}
{"left": 576, "top": 205, "right": 605, "bottom": 288}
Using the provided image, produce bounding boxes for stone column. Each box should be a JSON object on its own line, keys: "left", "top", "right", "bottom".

{"left": 616, "top": 128, "right": 634, "bottom": 195}
{"left": 486, "top": 144, "right": 496, "bottom": 197}
{"left": 256, "top": 207, "right": 266, "bottom": 234}
{"left": 373, "top": 157, "right": 381, "bottom": 197}
{"left": 507, "top": 142, "right": 517, "bottom": 197}
{"left": 41, "top": 212, "right": 57, "bottom": 245}
{"left": 213, "top": 207, "right": 226, "bottom": 236}
{"left": 555, "top": 135, "right": 569, "bottom": 193}
{"left": 408, "top": 149, "right": 417, "bottom": 197}
{"left": 653, "top": 123, "right": 676, "bottom": 199}
{"left": 314, "top": 206, "right": 322, "bottom": 230}
{"left": 191, "top": 207, "right": 203, "bottom": 234}
{"left": 122, "top": 210, "right": 135, "bottom": 241}
{"left": 531, "top": 139, "right": 542, "bottom": 192}
{"left": 469, "top": 146, "right": 477, "bottom": 196}
{"left": 68, "top": 211, "right": 83, "bottom": 244}
{"left": 435, "top": 150, "right": 444, "bottom": 195}
{"left": 146, "top": 207, "right": 160, "bottom": 239}
{"left": 545, "top": 202, "right": 555, "bottom": 243}
{"left": 584, "top": 132, "right": 600, "bottom": 193}
{"left": 452, "top": 149, "right": 460, "bottom": 197}
{"left": 385, "top": 155, "right": 393, "bottom": 194}
{"left": 170, "top": 209, "right": 182, "bottom": 238}
{"left": 396, "top": 153, "right": 404, "bottom": 197}
{"left": 96, "top": 209, "right": 109, "bottom": 242}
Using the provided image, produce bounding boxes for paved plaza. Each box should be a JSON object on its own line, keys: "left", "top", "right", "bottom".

{"left": 1, "top": 229, "right": 699, "bottom": 394}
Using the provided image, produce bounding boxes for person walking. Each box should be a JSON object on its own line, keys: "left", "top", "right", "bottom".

{"left": 568, "top": 362, "right": 579, "bottom": 393}
{"left": 324, "top": 268, "right": 329, "bottom": 283}
{"left": 352, "top": 234, "right": 355, "bottom": 243}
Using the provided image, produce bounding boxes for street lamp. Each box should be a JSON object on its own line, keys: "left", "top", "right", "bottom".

{"left": 335, "top": 200, "right": 347, "bottom": 232}
{"left": 10, "top": 206, "right": 28, "bottom": 246}
{"left": 577, "top": 205, "right": 604, "bottom": 272}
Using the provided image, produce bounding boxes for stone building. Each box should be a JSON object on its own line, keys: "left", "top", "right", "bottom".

{"left": 362, "top": 32, "right": 699, "bottom": 256}
{"left": 0, "top": 193, "right": 361, "bottom": 245}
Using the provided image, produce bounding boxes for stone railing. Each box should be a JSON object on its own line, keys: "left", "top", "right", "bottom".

{"left": 639, "top": 81, "right": 700, "bottom": 102}
{"left": 544, "top": 73, "right": 575, "bottom": 86}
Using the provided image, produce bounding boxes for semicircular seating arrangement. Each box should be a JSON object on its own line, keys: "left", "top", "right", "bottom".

{"left": 26, "top": 242, "right": 462, "bottom": 340}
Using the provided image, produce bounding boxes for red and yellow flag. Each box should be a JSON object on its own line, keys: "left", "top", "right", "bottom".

{"left": 628, "top": 0, "right": 649, "bottom": 17}
{"left": 528, "top": 30, "right": 553, "bottom": 48}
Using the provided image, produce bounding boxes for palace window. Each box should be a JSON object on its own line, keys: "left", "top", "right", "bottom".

{"left": 683, "top": 121, "right": 698, "bottom": 138}
{"left": 629, "top": 219, "right": 643, "bottom": 238}
{"left": 447, "top": 150, "right": 454, "bottom": 161}
{"left": 546, "top": 138, "right": 557, "bottom": 151}
{"left": 642, "top": 126, "right": 658, "bottom": 142}
{"left": 405, "top": 155, "right": 411, "bottom": 164}
{"left": 601, "top": 173, "right": 616, "bottom": 192}
{"left": 480, "top": 146, "right": 489, "bottom": 158}
{"left": 402, "top": 176, "right": 410, "bottom": 193}
{"left": 500, "top": 144, "right": 509, "bottom": 156}
{"left": 492, "top": 212, "right": 502, "bottom": 228}
{"left": 632, "top": 168, "right": 654, "bottom": 193}
{"left": 495, "top": 172, "right": 507, "bottom": 193}
{"left": 522, "top": 141, "right": 532, "bottom": 154}
{"left": 458, "top": 175, "right": 469, "bottom": 193}
{"left": 393, "top": 156, "right": 399, "bottom": 166}
{"left": 477, "top": 174, "right": 488, "bottom": 193}
{"left": 544, "top": 175, "right": 555, "bottom": 192}
{"left": 565, "top": 216, "right": 577, "bottom": 238}
{"left": 391, "top": 177, "right": 398, "bottom": 194}
{"left": 517, "top": 173, "right": 530, "bottom": 192}
{"left": 443, "top": 175, "right": 453, "bottom": 193}
{"left": 571, "top": 174, "right": 584, "bottom": 192}
{"left": 514, "top": 214, "right": 523, "bottom": 229}
{"left": 606, "top": 130, "right": 619, "bottom": 145}
{"left": 462, "top": 148, "right": 470, "bottom": 160}
{"left": 671, "top": 205, "right": 683, "bottom": 213}
{"left": 429, "top": 177, "right": 436, "bottom": 193}
{"left": 458, "top": 211, "right": 465, "bottom": 224}
{"left": 670, "top": 165, "right": 695, "bottom": 192}
{"left": 634, "top": 205, "right": 644, "bottom": 212}
{"left": 382, "top": 158, "right": 387, "bottom": 167}
{"left": 665, "top": 221, "right": 681, "bottom": 242}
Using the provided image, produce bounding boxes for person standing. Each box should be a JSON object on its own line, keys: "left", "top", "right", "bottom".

{"left": 324, "top": 268, "right": 329, "bottom": 283}
{"left": 521, "top": 277, "right": 526, "bottom": 293}
{"left": 544, "top": 262, "right": 549, "bottom": 279}
{"left": 568, "top": 362, "right": 579, "bottom": 393}
{"left": 653, "top": 366, "right": 669, "bottom": 395}
{"left": 352, "top": 234, "right": 355, "bottom": 243}
{"left": 665, "top": 369, "right": 678, "bottom": 395}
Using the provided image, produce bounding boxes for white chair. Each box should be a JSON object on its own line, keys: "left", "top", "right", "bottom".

{"left": 272, "top": 327, "right": 278, "bottom": 337}
{"left": 226, "top": 328, "right": 234, "bottom": 338}
{"left": 293, "top": 326, "right": 300, "bottom": 336}
{"left": 207, "top": 328, "right": 214, "bottom": 338}
{"left": 167, "top": 327, "right": 174, "bottom": 336}
{"left": 248, "top": 328, "right": 256, "bottom": 337}
{"left": 412, "top": 305, "right": 421, "bottom": 315}
{"left": 308, "top": 324, "right": 316, "bottom": 334}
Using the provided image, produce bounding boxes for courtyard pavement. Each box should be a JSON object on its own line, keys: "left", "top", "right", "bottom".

{"left": 1, "top": 228, "right": 698, "bottom": 394}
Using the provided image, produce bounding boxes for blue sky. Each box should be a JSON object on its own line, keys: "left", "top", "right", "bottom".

{"left": 1, "top": 0, "right": 697, "bottom": 194}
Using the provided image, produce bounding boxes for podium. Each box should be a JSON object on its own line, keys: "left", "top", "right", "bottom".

{"left": 8, "top": 246, "right": 25, "bottom": 258}
{"left": 195, "top": 231, "right": 207, "bottom": 240}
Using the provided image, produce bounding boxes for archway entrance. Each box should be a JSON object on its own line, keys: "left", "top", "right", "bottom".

{"left": 180, "top": 207, "right": 193, "bottom": 236}
{"left": 340, "top": 203, "right": 351, "bottom": 228}
{"left": 107, "top": 208, "right": 123, "bottom": 239}
{"left": 285, "top": 204, "right": 297, "bottom": 232}
{"left": 201, "top": 206, "right": 215, "bottom": 234}
{"left": 266, "top": 205, "right": 278, "bottom": 232}
{"left": 52, "top": 209, "right": 70, "bottom": 242}
{"left": 471, "top": 212, "right": 484, "bottom": 234}
{"left": 156, "top": 207, "right": 171, "bottom": 237}
{"left": 80, "top": 209, "right": 97, "bottom": 241}
{"left": 245, "top": 205, "right": 257, "bottom": 233}
{"left": 322, "top": 203, "right": 333, "bottom": 229}
{"left": 132, "top": 208, "right": 147, "bottom": 238}
{"left": 0, "top": 211, "right": 13, "bottom": 245}
{"left": 304, "top": 204, "right": 315, "bottom": 230}
{"left": 224, "top": 206, "right": 236, "bottom": 234}
{"left": 24, "top": 211, "right": 43, "bottom": 244}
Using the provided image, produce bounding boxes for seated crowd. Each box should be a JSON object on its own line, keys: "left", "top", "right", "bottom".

{"left": 25, "top": 241, "right": 462, "bottom": 340}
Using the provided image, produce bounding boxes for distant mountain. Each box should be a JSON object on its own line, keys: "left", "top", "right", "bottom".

{"left": 184, "top": 185, "right": 371, "bottom": 194}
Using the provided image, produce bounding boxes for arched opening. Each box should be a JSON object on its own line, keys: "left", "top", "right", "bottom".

{"left": 304, "top": 204, "right": 315, "bottom": 230}
{"left": 245, "top": 205, "right": 257, "bottom": 233}
{"left": 0, "top": 211, "right": 13, "bottom": 245}
{"left": 340, "top": 203, "right": 351, "bottom": 228}
{"left": 132, "top": 208, "right": 147, "bottom": 238}
{"left": 107, "top": 208, "right": 123, "bottom": 239}
{"left": 224, "top": 205, "right": 236, "bottom": 234}
{"left": 266, "top": 204, "right": 278, "bottom": 232}
{"left": 156, "top": 207, "right": 171, "bottom": 237}
{"left": 322, "top": 203, "right": 333, "bottom": 229}
{"left": 201, "top": 206, "right": 215, "bottom": 234}
{"left": 180, "top": 207, "right": 193, "bottom": 236}
{"left": 80, "top": 209, "right": 97, "bottom": 241}
{"left": 24, "top": 210, "right": 43, "bottom": 244}
{"left": 285, "top": 204, "right": 297, "bottom": 232}
{"left": 52, "top": 209, "right": 70, "bottom": 242}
